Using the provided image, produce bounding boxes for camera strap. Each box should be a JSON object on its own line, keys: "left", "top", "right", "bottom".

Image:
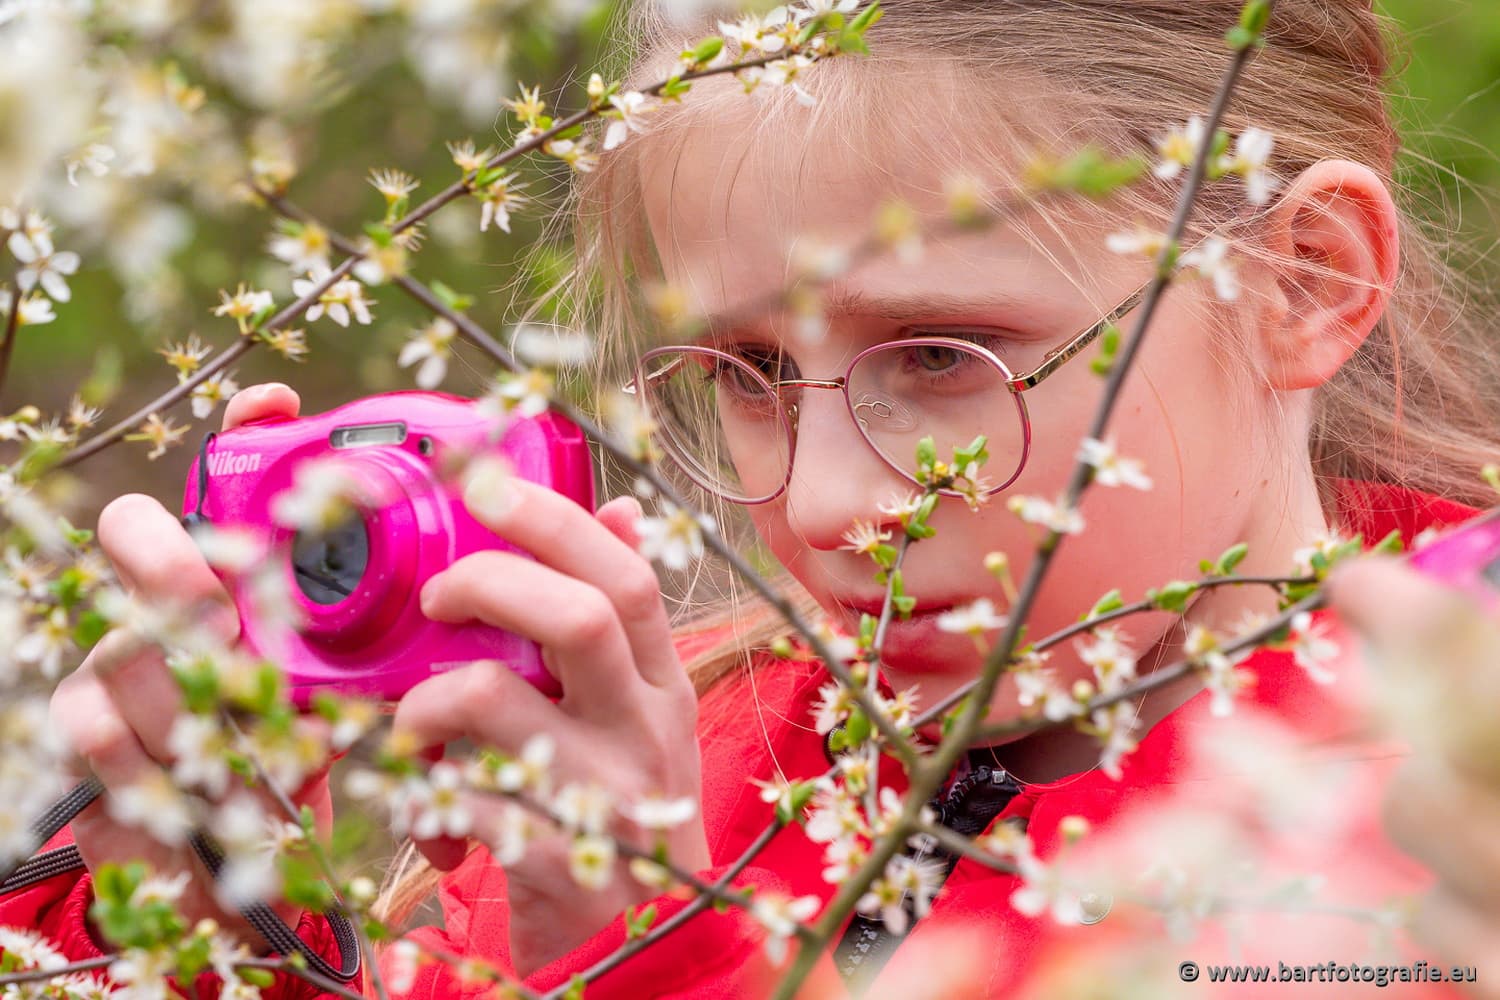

{"left": 830, "top": 753, "right": 1024, "bottom": 996}
{"left": 1, "top": 780, "right": 363, "bottom": 985}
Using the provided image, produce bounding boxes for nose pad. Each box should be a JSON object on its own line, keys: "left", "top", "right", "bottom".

{"left": 780, "top": 388, "right": 907, "bottom": 551}
{"left": 850, "top": 390, "right": 918, "bottom": 434}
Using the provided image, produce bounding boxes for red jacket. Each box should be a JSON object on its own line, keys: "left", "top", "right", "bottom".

{"left": 1, "top": 478, "right": 1485, "bottom": 999}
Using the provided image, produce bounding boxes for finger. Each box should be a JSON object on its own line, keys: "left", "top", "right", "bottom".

{"left": 420, "top": 551, "right": 645, "bottom": 716}
{"left": 461, "top": 476, "right": 678, "bottom": 687}
{"left": 393, "top": 658, "right": 574, "bottom": 760}
{"left": 1385, "top": 756, "right": 1500, "bottom": 917}
{"left": 86, "top": 627, "right": 187, "bottom": 764}
{"left": 97, "top": 494, "right": 239, "bottom": 634}
{"left": 53, "top": 669, "right": 157, "bottom": 794}
{"left": 1410, "top": 887, "right": 1499, "bottom": 998}
{"left": 595, "top": 495, "right": 645, "bottom": 550}
{"left": 1325, "top": 555, "right": 1491, "bottom": 657}
{"left": 222, "top": 382, "right": 300, "bottom": 432}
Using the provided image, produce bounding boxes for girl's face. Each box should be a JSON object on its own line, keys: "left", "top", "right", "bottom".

{"left": 637, "top": 100, "right": 1327, "bottom": 730}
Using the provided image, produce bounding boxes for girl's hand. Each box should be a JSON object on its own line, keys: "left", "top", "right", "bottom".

{"left": 50, "top": 383, "right": 328, "bottom": 947}
{"left": 392, "top": 473, "right": 707, "bottom": 977}
{"left": 1327, "top": 555, "right": 1500, "bottom": 999}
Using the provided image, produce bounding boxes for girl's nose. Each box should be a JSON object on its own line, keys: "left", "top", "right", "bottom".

{"left": 781, "top": 387, "right": 908, "bottom": 551}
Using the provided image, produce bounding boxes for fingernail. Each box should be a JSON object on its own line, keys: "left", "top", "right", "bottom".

{"left": 259, "top": 382, "right": 291, "bottom": 396}
{"left": 463, "top": 455, "right": 516, "bottom": 524}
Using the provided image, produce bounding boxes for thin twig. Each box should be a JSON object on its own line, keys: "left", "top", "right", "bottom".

{"left": 0, "top": 278, "right": 22, "bottom": 400}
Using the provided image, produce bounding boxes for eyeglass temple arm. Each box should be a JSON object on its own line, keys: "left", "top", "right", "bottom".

{"left": 1006, "top": 281, "right": 1151, "bottom": 392}
{"left": 621, "top": 354, "right": 689, "bottom": 394}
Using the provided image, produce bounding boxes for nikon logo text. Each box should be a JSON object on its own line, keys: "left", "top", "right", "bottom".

{"left": 207, "top": 452, "right": 263, "bottom": 476}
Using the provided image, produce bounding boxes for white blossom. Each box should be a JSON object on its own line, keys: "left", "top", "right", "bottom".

{"left": 1186, "top": 624, "right": 1253, "bottom": 716}
{"left": 166, "top": 713, "right": 232, "bottom": 797}
{"left": 620, "top": 794, "right": 697, "bottom": 831}
{"left": 1180, "top": 236, "right": 1240, "bottom": 302}
{"left": 65, "top": 142, "right": 116, "bottom": 185}
{"left": 568, "top": 833, "right": 617, "bottom": 890}
{"left": 0, "top": 289, "right": 56, "bottom": 326}
{"left": 409, "top": 762, "right": 474, "bottom": 840}
{"left": 478, "top": 173, "right": 528, "bottom": 234}
{"left": 108, "top": 771, "right": 194, "bottom": 846}
{"left": 1288, "top": 610, "right": 1339, "bottom": 685}
{"left": 636, "top": 501, "right": 714, "bottom": 571}
{"left": 1153, "top": 116, "right": 1208, "bottom": 181}
{"left": 1010, "top": 853, "right": 1085, "bottom": 925}
{"left": 603, "top": 91, "right": 656, "bottom": 151}
{"left": 751, "top": 893, "right": 820, "bottom": 965}
{"left": 1220, "top": 127, "right": 1279, "bottom": 205}
{"left": 1091, "top": 701, "right": 1141, "bottom": 779}
{"left": 291, "top": 265, "right": 374, "bottom": 327}
{"left": 1077, "top": 626, "right": 1138, "bottom": 696}
{"left": 856, "top": 855, "right": 945, "bottom": 934}
{"left": 1077, "top": 437, "right": 1153, "bottom": 490}
{"left": 190, "top": 371, "right": 239, "bottom": 419}
{"left": 8, "top": 229, "right": 80, "bottom": 302}
{"left": 554, "top": 782, "right": 614, "bottom": 835}
{"left": 496, "top": 733, "right": 555, "bottom": 796}
{"left": 398, "top": 316, "right": 457, "bottom": 389}
{"left": 1006, "top": 495, "right": 1085, "bottom": 535}
{"left": 1105, "top": 226, "right": 1170, "bottom": 260}
{"left": 935, "top": 598, "right": 1008, "bottom": 637}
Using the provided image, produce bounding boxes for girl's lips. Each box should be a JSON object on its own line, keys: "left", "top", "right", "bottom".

{"left": 832, "top": 596, "right": 956, "bottom": 618}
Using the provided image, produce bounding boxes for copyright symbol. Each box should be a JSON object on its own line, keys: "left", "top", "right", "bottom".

{"left": 1179, "top": 962, "right": 1200, "bottom": 983}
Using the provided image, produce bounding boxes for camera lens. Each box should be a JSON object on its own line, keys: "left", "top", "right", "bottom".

{"left": 291, "top": 507, "right": 370, "bottom": 605}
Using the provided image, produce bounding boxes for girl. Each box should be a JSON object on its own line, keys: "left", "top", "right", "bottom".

{"left": 5, "top": 0, "right": 1500, "bottom": 996}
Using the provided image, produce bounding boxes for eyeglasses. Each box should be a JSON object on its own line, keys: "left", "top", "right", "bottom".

{"left": 622, "top": 280, "right": 1150, "bottom": 505}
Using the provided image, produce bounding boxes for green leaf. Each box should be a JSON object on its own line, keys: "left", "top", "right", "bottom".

{"left": 1372, "top": 528, "right": 1404, "bottom": 555}
{"left": 361, "top": 222, "right": 393, "bottom": 247}
{"left": 625, "top": 903, "right": 659, "bottom": 939}
{"left": 240, "top": 968, "right": 277, "bottom": 988}
{"left": 915, "top": 435, "right": 937, "bottom": 469}
{"left": 430, "top": 280, "right": 474, "bottom": 311}
{"left": 849, "top": 2, "right": 883, "bottom": 32}
{"left": 690, "top": 36, "right": 724, "bottom": 63}
{"left": 1146, "top": 580, "right": 1198, "bottom": 613}
{"left": 843, "top": 707, "right": 872, "bottom": 746}
{"left": 563, "top": 973, "right": 588, "bottom": 1000}
{"left": 73, "top": 609, "right": 110, "bottom": 649}
{"left": 1082, "top": 588, "right": 1123, "bottom": 621}
{"left": 1239, "top": 0, "right": 1271, "bottom": 35}
{"left": 1216, "top": 542, "right": 1250, "bottom": 576}
{"left": 657, "top": 82, "right": 690, "bottom": 110}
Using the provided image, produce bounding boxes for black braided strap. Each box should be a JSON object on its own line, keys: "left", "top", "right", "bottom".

{"left": 190, "top": 832, "right": 362, "bottom": 984}
{"left": 3, "top": 778, "right": 362, "bottom": 985}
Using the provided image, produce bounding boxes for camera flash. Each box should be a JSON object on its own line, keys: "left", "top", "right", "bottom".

{"left": 330, "top": 422, "right": 407, "bottom": 449}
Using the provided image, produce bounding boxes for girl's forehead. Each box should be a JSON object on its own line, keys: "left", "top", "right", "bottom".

{"left": 636, "top": 103, "right": 1124, "bottom": 338}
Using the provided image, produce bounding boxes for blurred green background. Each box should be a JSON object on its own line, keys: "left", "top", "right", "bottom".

{"left": 5, "top": 0, "right": 1498, "bottom": 523}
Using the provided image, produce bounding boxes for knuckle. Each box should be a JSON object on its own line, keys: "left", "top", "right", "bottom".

{"left": 615, "top": 566, "right": 665, "bottom": 619}
{"left": 561, "top": 591, "right": 618, "bottom": 647}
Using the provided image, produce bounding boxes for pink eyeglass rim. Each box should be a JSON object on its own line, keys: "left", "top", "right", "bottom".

{"left": 625, "top": 337, "right": 1032, "bottom": 505}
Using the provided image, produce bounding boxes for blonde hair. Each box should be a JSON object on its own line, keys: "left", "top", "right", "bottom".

{"left": 374, "top": 0, "right": 1500, "bottom": 933}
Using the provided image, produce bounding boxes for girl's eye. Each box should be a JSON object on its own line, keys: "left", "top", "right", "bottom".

{"left": 898, "top": 331, "right": 1006, "bottom": 377}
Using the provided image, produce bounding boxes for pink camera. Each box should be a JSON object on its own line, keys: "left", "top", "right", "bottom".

{"left": 181, "top": 391, "right": 596, "bottom": 703}
{"left": 1407, "top": 506, "right": 1500, "bottom": 615}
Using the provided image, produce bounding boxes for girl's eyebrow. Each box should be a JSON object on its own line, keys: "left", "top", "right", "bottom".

{"left": 701, "top": 287, "right": 1040, "bottom": 338}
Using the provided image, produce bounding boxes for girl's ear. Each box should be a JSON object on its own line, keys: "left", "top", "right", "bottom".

{"left": 1253, "top": 158, "right": 1400, "bottom": 391}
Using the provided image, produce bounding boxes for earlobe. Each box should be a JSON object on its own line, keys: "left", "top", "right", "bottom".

{"left": 1255, "top": 159, "right": 1400, "bottom": 392}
